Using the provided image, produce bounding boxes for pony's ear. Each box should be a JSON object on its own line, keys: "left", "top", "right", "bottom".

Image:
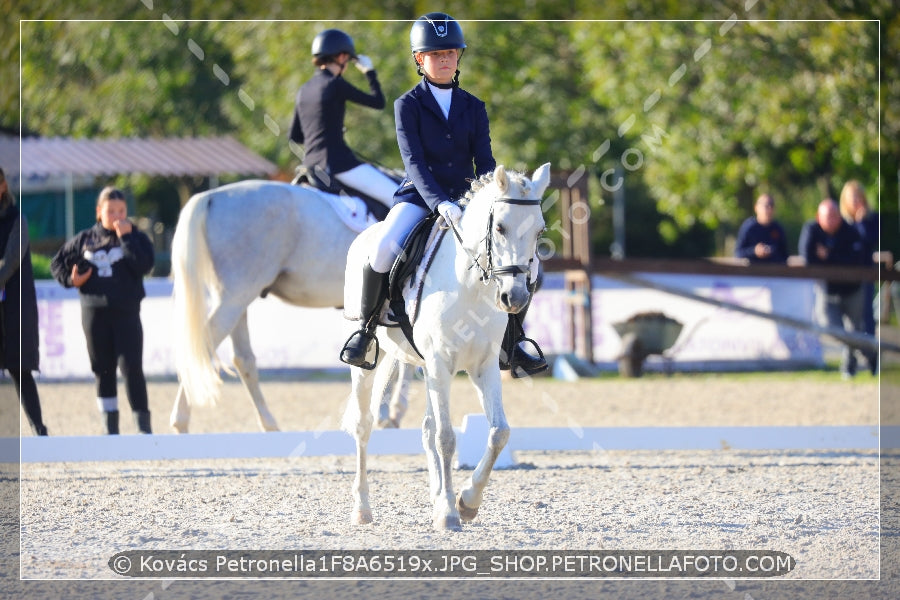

{"left": 494, "top": 165, "right": 508, "bottom": 195}
{"left": 531, "top": 162, "right": 551, "bottom": 197}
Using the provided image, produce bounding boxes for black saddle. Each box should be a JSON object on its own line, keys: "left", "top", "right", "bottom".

{"left": 292, "top": 164, "right": 393, "bottom": 221}
{"left": 388, "top": 211, "right": 440, "bottom": 301}
{"left": 385, "top": 212, "right": 442, "bottom": 358}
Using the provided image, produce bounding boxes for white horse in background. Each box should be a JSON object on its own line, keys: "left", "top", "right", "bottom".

{"left": 343, "top": 163, "right": 550, "bottom": 531}
{"left": 169, "top": 180, "right": 412, "bottom": 433}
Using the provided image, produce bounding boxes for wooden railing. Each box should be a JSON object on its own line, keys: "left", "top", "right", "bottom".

{"left": 544, "top": 254, "right": 897, "bottom": 282}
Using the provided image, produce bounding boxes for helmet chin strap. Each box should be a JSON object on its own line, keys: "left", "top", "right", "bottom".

{"left": 425, "top": 70, "right": 459, "bottom": 89}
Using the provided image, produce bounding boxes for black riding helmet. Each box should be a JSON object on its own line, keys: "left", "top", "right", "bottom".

{"left": 311, "top": 29, "right": 357, "bottom": 58}
{"left": 410, "top": 12, "right": 466, "bottom": 53}
{"left": 410, "top": 13, "right": 466, "bottom": 83}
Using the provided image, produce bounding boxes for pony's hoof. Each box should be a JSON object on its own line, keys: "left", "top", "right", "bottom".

{"left": 352, "top": 508, "right": 373, "bottom": 525}
{"left": 457, "top": 495, "right": 479, "bottom": 522}
{"left": 433, "top": 514, "right": 462, "bottom": 532}
{"left": 259, "top": 418, "right": 280, "bottom": 432}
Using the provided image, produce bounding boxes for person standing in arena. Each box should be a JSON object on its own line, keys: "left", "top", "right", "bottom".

{"left": 0, "top": 166, "right": 47, "bottom": 436}
{"left": 51, "top": 186, "right": 155, "bottom": 434}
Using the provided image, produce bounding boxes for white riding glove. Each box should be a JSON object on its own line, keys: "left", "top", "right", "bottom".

{"left": 437, "top": 201, "right": 462, "bottom": 226}
{"left": 355, "top": 55, "right": 375, "bottom": 73}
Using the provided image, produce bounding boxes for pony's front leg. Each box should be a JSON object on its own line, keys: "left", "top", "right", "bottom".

{"left": 457, "top": 366, "right": 509, "bottom": 522}
{"left": 424, "top": 364, "right": 461, "bottom": 531}
{"left": 342, "top": 362, "right": 379, "bottom": 525}
{"left": 170, "top": 384, "right": 191, "bottom": 433}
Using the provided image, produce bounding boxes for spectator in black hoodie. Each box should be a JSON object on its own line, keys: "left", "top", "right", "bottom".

{"left": 51, "top": 186, "right": 155, "bottom": 434}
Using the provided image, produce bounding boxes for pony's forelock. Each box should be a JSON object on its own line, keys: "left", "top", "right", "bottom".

{"left": 459, "top": 169, "right": 529, "bottom": 208}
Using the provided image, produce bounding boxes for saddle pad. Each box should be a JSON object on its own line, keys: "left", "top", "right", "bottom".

{"left": 342, "top": 219, "right": 446, "bottom": 326}
{"left": 309, "top": 185, "right": 379, "bottom": 233}
{"left": 365, "top": 219, "right": 445, "bottom": 328}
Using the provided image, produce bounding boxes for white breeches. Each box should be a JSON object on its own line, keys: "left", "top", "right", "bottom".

{"left": 368, "top": 202, "right": 430, "bottom": 273}
{"left": 335, "top": 163, "right": 398, "bottom": 210}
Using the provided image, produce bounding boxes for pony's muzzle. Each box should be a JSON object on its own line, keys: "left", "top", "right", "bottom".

{"left": 496, "top": 279, "right": 531, "bottom": 313}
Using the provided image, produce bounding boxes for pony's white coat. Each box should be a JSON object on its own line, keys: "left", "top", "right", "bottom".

{"left": 343, "top": 163, "right": 551, "bottom": 530}
{"left": 169, "top": 180, "right": 411, "bottom": 432}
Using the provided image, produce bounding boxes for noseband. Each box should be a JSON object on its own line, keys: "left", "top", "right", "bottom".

{"left": 446, "top": 196, "right": 542, "bottom": 284}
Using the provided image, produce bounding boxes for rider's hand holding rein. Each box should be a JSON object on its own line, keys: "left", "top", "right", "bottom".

{"left": 437, "top": 201, "right": 462, "bottom": 226}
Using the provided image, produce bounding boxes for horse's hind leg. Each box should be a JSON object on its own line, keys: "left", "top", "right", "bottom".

{"left": 170, "top": 298, "right": 246, "bottom": 433}
{"left": 342, "top": 359, "right": 380, "bottom": 525}
{"left": 170, "top": 385, "right": 191, "bottom": 433}
{"left": 457, "top": 368, "right": 509, "bottom": 522}
{"left": 374, "top": 359, "right": 411, "bottom": 428}
{"left": 230, "top": 311, "right": 279, "bottom": 432}
{"left": 389, "top": 361, "right": 412, "bottom": 427}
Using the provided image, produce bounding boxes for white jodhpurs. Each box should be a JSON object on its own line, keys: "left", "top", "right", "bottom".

{"left": 369, "top": 202, "right": 430, "bottom": 273}
{"left": 335, "top": 163, "right": 398, "bottom": 210}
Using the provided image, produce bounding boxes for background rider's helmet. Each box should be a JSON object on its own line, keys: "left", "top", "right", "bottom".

{"left": 311, "top": 29, "right": 357, "bottom": 58}
{"left": 409, "top": 13, "right": 466, "bottom": 54}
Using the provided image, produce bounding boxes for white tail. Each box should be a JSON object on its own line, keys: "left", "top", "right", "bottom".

{"left": 171, "top": 192, "right": 226, "bottom": 406}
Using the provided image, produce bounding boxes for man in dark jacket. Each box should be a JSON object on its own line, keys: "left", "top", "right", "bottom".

{"left": 734, "top": 193, "right": 789, "bottom": 263}
{"left": 798, "top": 198, "right": 875, "bottom": 377}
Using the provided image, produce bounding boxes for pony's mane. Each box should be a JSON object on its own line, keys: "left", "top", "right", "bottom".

{"left": 459, "top": 168, "right": 529, "bottom": 208}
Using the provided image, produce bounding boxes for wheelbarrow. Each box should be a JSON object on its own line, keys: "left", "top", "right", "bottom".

{"left": 612, "top": 312, "right": 683, "bottom": 377}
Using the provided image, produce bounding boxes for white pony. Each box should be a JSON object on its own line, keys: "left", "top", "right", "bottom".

{"left": 169, "top": 180, "right": 412, "bottom": 433}
{"left": 343, "top": 163, "right": 550, "bottom": 531}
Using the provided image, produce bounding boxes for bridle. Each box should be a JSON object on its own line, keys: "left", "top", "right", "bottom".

{"left": 445, "top": 196, "right": 542, "bottom": 285}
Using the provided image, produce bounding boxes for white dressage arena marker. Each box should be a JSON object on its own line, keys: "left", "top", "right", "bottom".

{"left": 10, "top": 416, "right": 885, "bottom": 464}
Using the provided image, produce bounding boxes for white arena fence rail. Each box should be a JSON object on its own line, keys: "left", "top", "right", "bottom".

{"left": 5, "top": 414, "right": 891, "bottom": 467}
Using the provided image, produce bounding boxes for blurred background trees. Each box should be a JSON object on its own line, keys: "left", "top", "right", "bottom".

{"left": 2, "top": 0, "right": 895, "bottom": 263}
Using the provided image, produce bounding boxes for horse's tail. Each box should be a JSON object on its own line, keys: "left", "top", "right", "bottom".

{"left": 171, "top": 191, "right": 224, "bottom": 407}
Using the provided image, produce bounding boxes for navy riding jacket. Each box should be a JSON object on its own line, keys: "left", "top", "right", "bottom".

{"left": 289, "top": 68, "right": 385, "bottom": 175}
{"left": 393, "top": 80, "right": 496, "bottom": 211}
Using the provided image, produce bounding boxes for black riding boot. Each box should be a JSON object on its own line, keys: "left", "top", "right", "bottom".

{"left": 104, "top": 410, "right": 120, "bottom": 435}
{"left": 499, "top": 307, "right": 548, "bottom": 378}
{"left": 340, "top": 263, "right": 387, "bottom": 369}
{"left": 134, "top": 410, "right": 152, "bottom": 434}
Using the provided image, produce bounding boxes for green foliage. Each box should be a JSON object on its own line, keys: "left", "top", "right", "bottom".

{"left": 30, "top": 253, "right": 52, "bottom": 280}
{"left": 4, "top": 1, "right": 895, "bottom": 259}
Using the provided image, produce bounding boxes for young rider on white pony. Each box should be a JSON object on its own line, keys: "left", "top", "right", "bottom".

{"left": 340, "top": 12, "right": 548, "bottom": 378}
{"left": 289, "top": 28, "right": 398, "bottom": 209}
